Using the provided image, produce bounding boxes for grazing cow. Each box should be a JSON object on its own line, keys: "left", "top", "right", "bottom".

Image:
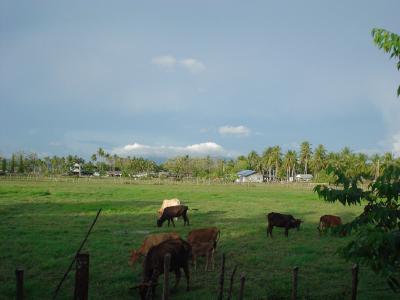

{"left": 191, "top": 241, "right": 215, "bottom": 271}
{"left": 133, "top": 238, "right": 192, "bottom": 299}
{"left": 158, "top": 198, "right": 180, "bottom": 217}
{"left": 129, "top": 232, "right": 180, "bottom": 268}
{"left": 157, "top": 205, "right": 189, "bottom": 227}
{"left": 266, "top": 212, "right": 302, "bottom": 237}
{"left": 317, "top": 215, "right": 344, "bottom": 236}
{"left": 187, "top": 227, "right": 220, "bottom": 250}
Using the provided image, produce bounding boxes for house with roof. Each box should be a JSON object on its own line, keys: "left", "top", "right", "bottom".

{"left": 236, "top": 170, "right": 263, "bottom": 183}
{"left": 295, "top": 174, "right": 313, "bottom": 182}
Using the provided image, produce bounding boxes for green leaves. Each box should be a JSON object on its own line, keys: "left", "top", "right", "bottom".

{"left": 372, "top": 28, "right": 400, "bottom": 97}
{"left": 314, "top": 161, "right": 400, "bottom": 290}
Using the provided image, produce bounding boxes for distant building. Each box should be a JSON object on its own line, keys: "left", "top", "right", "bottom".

{"left": 295, "top": 174, "right": 313, "bottom": 182}
{"left": 107, "top": 171, "right": 122, "bottom": 177}
{"left": 236, "top": 170, "right": 263, "bottom": 183}
{"left": 71, "top": 163, "right": 81, "bottom": 176}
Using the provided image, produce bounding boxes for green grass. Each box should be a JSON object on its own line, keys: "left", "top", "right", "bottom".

{"left": 0, "top": 180, "right": 396, "bottom": 299}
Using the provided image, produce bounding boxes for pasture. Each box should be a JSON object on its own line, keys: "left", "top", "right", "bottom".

{"left": 0, "top": 179, "right": 395, "bottom": 299}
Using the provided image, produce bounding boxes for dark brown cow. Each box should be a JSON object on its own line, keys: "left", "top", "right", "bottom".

{"left": 187, "top": 227, "right": 220, "bottom": 250}
{"left": 266, "top": 212, "right": 302, "bottom": 237}
{"left": 157, "top": 205, "right": 189, "bottom": 227}
{"left": 133, "top": 238, "right": 192, "bottom": 299}
{"left": 317, "top": 215, "right": 344, "bottom": 236}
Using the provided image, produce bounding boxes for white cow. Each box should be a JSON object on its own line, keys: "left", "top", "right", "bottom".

{"left": 158, "top": 198, "right": 181, "bottom": 217}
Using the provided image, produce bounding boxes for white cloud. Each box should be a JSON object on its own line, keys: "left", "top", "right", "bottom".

{"left": 218, "top": 125, "right": 251, "bottom": 137}
{"left": 112, "top": 142, "right": 231, "bottom": 157}
{"left": 179, "top": 58, "right": 206, "bottom": 73}
{"left": 151, "top": 55, "right": 177, "bottom": 67}
{"left": 151, "top": 55, "right": 206, "bottom": 74}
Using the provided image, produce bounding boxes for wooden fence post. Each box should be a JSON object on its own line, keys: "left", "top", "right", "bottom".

{"left": 227, "top": 265, "right": 237, "bottom": 300}
{"left": 16, "top": 268, "right": 24, "bottom": 300}
{"left": 238, "top": 273, "right": 245, "bottom": 300}
{"left": 291, "top": 266, "right": 299, "bottom": 300}
{"left": 162, "top": 253, "right": 171, "bottom": 300}
{"left": 351, "top": 264, "right": 359, "bottom": 300}
{"left": 217, "top": 253, "right": 226, "bottom": 300}
{"left": 74, "top": 253, "right": 89, "bottom": 300}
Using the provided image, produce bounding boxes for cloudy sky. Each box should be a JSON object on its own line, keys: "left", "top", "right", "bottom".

{"left": 1, "top": 0, "right": 399, "bottom": 159}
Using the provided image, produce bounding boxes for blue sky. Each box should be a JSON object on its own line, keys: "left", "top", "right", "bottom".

{"left": 1, "top": 0, "right": 399, "bottom": 159}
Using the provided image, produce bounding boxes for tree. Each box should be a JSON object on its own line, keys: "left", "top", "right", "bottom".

{"left": 1, "top": 158, "right": 6, "bottom": 172}
{"left": 283, "top": 150, "right": 297, "bottom": 181}
{"left": 312, "top": 144, "right": 327, "bottom": 178}
{"left": 17, "top": 153, "right": 25, "bottom": 174}
{"left": 300, "top": 141, "right": 312, "bottom": 174}
{"left": 10, "top": 154, "right": 16, "bottom": 173}
{"left": 372, "top": 28, "right": 400, "bottom": 96}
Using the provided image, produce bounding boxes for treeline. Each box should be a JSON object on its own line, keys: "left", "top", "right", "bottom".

{"left": 0, "top": 142, "right": 399, "bottom": 181}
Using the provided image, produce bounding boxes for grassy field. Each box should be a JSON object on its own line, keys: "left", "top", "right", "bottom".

{"left": 0, "top": 179, "right": 396, "bottom": 300}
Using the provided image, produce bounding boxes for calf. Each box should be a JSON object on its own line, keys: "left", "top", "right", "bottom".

{"left": 133, "top": 238, "right": 192, "bottom": 299}
{"left": 158, "top": 198, "right": 180, "bottom": 217}
{"left": 191, "top": 241, "right": 215, "bottom": 271}
{"left": 157, "top": 205, "right": 189, "bottom": 227}
{"left": 129, "top": 232, "right": 180, "bottom": 268}
{"left": 266, "top": 212, "right": 302, "bottom": 237}
{"left": 187, "top": 227, "right": 220, "bottom": 250}
{"left": 317, "top": 215, "right": 344, "bottom": 236}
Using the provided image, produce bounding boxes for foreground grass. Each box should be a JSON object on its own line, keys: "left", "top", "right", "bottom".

{"left": 0, "top": 180, "right": 395, "bottom": 299}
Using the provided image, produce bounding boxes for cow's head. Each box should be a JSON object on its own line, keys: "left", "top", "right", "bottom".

{"left": 156, "top": 218, "right": 163, "bottom": 227}
{"left": 128, "top": 250, "right": 140, "bottom": 267}
{"left": 293, "top": 219, "right": 302, "bottom": 231}
{"left": 132, "top": 282, "right": 157, "bottom": 300}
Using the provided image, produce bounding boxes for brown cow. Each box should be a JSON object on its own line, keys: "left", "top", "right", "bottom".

{"left": 129, "top": 232, "right": 180, "bottom": 268}
{"left": 187, "top": 227, "right": 220, "bottom": 250}
{"left": 157, "top": 205, "right": 189, "bottom": 227}
{"left": 266, "top": 212, "right": 302, "bottom": 237}
{"left": 317, "top": 215, "right": 344, "bottom": 236}
{"left": 133, "top": 238, "right": 192, "bottom": 299}
{"left": 191, "top": 241, "right": 215, "bottom": 271}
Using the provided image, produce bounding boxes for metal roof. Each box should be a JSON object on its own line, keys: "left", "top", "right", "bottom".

{"left": 237, "top": 170, "right": 257, "bottom": 177}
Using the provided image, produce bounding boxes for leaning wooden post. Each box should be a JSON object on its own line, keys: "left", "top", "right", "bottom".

{"left": 227, "top": 265, "right": 237, "bottom": 300}
{"left": 351, "top": 264, "right": 359, "bottom": 300}
{"left": 217, "top": 253, "right": 226, "bottom": 300}
{"left": 16, "top": 268, "right": 24, "bottom": 300}
{"left": 162, "top": 253, "right": 171, "bottom": 300}
{"left": 291, "top": 266, "right": 299, "bottom": 300}
{"left": 74, "top": 253, "right": 89, "bottom": 300}
{"left": 238, "top": 273, "right": 245, "bottom": 300}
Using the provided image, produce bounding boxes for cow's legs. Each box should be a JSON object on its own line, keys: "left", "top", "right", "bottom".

{"left": 211, "top": 249, "right": 215, "bottom": 271}
{"left": 285, "top": 227, "right": 289, "bottom": 237}
{"left": 183, "top": 214, "right": 190, "bottom": 226}
{"left": 167, "top": 219, "right": 170, "bottom": 227}
{"left": 172, "top": 268, "right": 181, "bottom": 291}
{"left": 171, "top": 218, "right": 175, "bottom": 227}
{"left": 267, "top": 225, "right": 273, "bottom": 237}
{"left": 183, "top": 263, "right": 190, "bottom": 291}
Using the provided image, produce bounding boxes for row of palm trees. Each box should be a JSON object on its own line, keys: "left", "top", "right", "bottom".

{"left": 1, "top": 143, "right": 398, "bottom": 180}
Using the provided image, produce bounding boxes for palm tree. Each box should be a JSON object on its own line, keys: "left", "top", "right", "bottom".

{"left": 300, "top": 141, "right": 312, "bottom": 174}
{"left": 370, "top": 154, "right": 381, "bottom": 180}
{"left": 247, "top": 150, "right": 261, "bottom": 171}
{"left": 283, "top": 150, "right": 297, "bottom": 181}
{"left": 312, "top": 144, "right": 327, "bottom": 178}
{"left": 262, "top": 147, "right": 274, "bottom": 181}
{"left": 271, "top": 146, "right": 281, "bottom": 181}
